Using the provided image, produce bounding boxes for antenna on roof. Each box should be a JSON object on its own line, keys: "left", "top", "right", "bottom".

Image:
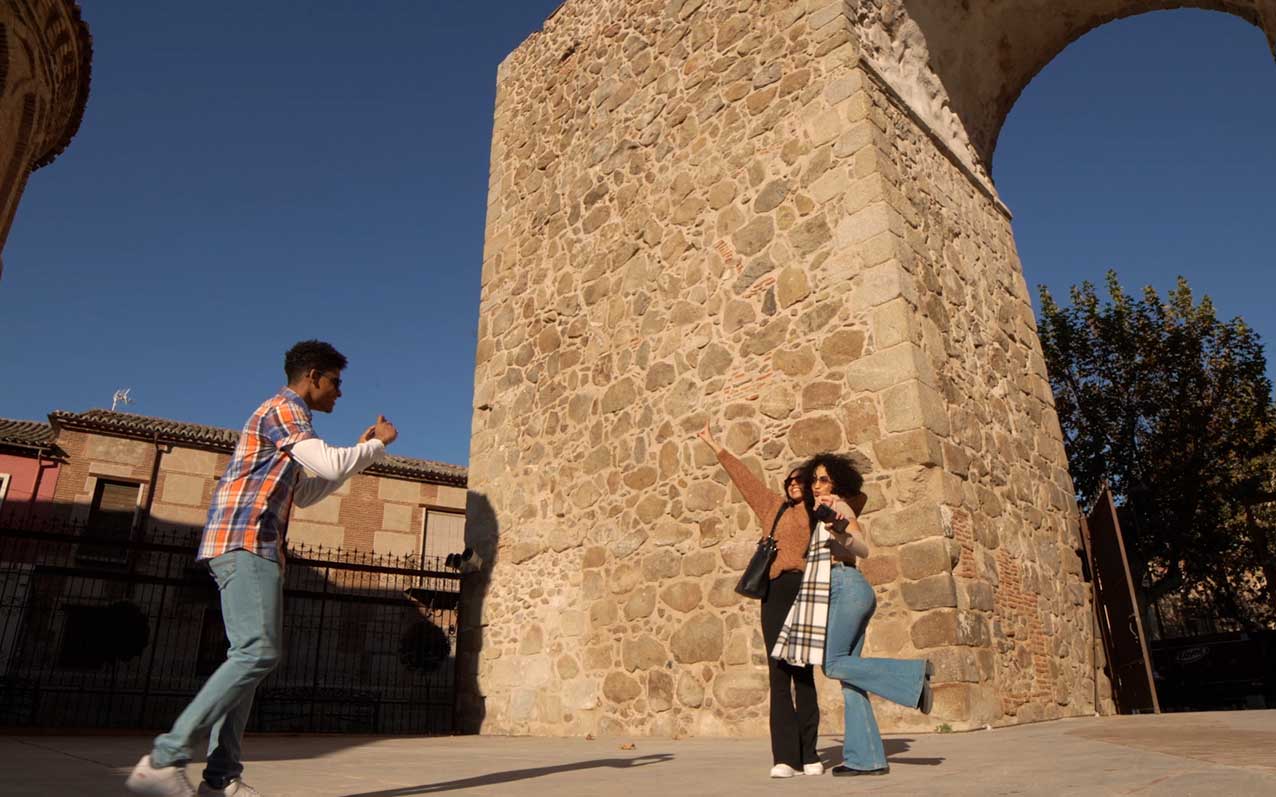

{"left": 111, "top": 388, "right": 134, "bottom": 412}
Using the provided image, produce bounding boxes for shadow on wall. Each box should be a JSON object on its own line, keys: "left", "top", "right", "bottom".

{"left": 453, "top": 489, "right": 500, "bottom": 734}
{"left": 0, "top": 498, "right": 462, "bottom": 752}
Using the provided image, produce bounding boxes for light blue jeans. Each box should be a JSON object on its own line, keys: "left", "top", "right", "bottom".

{"left": 823, "top": 565, "right": 926, "bottom": 771}
{"left": 152, "top": 549, "right": 283, "bottom": 787}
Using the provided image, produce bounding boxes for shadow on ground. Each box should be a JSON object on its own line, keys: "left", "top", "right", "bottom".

{"left": 337, "top": 753, "right": 674, "bottom": 796}
{"left": 819, "top": 737, "right": 944, "bottom": 768}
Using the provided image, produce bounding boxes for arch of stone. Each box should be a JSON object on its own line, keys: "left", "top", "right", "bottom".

{"left": 463, "top": 0, "right": 1276, "bottom": 737}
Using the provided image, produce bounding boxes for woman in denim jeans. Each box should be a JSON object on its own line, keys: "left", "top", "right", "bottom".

{"left": 803, "top": 452, "right": 934, "bottom": 777}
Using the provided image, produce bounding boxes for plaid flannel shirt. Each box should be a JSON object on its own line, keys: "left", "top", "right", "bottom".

{"left": 196, "top": 388, "right": 316, "bottom": 562}
{"left": 771, "top": 520, "right": 833, "bottom": 667}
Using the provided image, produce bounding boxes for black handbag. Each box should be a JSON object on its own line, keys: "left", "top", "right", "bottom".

{"left": 735, "top": 503, "right": 790, "bottom": 600}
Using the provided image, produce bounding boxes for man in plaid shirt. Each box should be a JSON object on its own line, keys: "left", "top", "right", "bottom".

{"left": 127, "top": 340, "right": 397, "bottom": 797}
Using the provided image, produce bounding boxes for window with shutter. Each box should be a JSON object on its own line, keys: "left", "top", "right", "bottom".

{"left": 79, "top": 478, "right": 140, "bottom": 564}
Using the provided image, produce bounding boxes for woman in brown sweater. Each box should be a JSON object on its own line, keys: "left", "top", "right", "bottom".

{"left": 697, "top": 423, "right": 822, "bottom": 779}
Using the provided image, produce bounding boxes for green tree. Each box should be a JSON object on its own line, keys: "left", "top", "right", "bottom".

{"left": 1038, "top": 271, "right": 1276, "bottom": 628}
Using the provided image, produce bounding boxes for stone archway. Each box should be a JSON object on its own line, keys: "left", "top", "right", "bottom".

{"left": 850, "top": 1, "right": 1276, "bottom": 186}
{"left": 463, "top": 0, "right": 1276, "bottom": 737}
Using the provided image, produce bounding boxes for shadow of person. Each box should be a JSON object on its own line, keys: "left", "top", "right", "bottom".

{"left": 819, "top": 737, "right": 944, "bottom": 767}
{"left": 452, "top": 489, "right": 499, "bottom": 734}
{"left": 338, "top": 753, "right": 674, "bottom": 796}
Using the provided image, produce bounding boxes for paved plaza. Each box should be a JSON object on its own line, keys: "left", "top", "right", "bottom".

{"left": 4, "top": 710, "right": 1273, "bottom": 796}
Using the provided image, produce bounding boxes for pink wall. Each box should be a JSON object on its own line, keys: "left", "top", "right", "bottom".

{"left": 0, "top": 451, "right": 61, "bottom": 525}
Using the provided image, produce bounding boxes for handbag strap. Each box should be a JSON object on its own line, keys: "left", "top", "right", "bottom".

{"left": 765, "top": 502, "right": 790, "bottom": 541}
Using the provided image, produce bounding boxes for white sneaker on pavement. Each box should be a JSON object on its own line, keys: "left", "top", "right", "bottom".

{"left": 804, "top": 762, "right": 825, "bottom": 776}
{"left": 769, "top": 763, "right": 797, "bottom": 778}
{"left": 197, "top": 779, "right": 262, "bottom": 796}
{"left": 124, "top": 755, "right": 195, "bottom": 797}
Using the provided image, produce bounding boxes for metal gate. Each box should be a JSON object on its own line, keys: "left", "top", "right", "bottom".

{"left": 0, "top": 522, "right": 461, "bottom": 734}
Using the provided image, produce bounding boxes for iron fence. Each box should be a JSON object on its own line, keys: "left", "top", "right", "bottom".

{"left": 0, "top": 519, "right": 461, "bottom": 734}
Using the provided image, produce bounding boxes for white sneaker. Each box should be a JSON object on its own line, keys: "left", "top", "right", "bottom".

{"left": 770, "top": 763, "right": 797, "bottom": 778}
{"left": 124, "top": 755, "right": 195, "bottom": 796}
{"left": 803, "top": 762, "right": 825, "bottom": 776}
{"left": 197, "top": 779, "right": 262, "bottom": 796}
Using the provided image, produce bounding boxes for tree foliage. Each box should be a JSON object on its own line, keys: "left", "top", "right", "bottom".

{"left": 1038, "top": 271, "right": 1276, "bottom": 629}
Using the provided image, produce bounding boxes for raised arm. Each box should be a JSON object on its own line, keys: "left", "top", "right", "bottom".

{"left": 695, "top": 421, "right": 783, "bottom": 527}
{"left": 288, "top": 416, "right": 397, "bottom": 507}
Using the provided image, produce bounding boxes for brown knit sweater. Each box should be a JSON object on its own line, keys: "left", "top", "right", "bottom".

{"left": 716, "top": 450, "right": 812, "bottom": 579}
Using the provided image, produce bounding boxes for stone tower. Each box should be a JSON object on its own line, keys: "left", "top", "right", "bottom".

{"left": 0, "top": 0, "right": 92, "bottom": 281}
{"left": 463, "top": 0, "right": 1276, "bottom": 737}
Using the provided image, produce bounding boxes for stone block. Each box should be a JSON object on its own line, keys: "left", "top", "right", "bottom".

{"left": 160, "top": 473, "right": 205, "bottom": 507}
{"left": 676, "top": 673, "right": 705, "bottom": 708}
{"left": 726, "top": 421, "right": 761, "bottom": 454}
{"left": 872, "top": 298, "right": 916, "bottom": 349}
{"left": 733, "top": 215, "right": 775, "bottom": 257}
{"left": 87, "top": 435, "right": 151, "bottom": 466}
{"left": 868, "top": 503, "right": 942, "bottom": 546}
{"left": 682, "top": 550, "right": 717, "bottom": 577}
{"left": 844, "top": 397, "right": 881, "bottom": 446}
{"left": 801, "top": 381, "right": 842, "bottom": 411}
{"left": 898, "top": 537, "right": 954, "bottom": 580}
{"left": 641, "top": 549, "right": 680, "bottom": 580}
{"left": 927, "top": 645, "right": 981, "bottom": 683}
{"left": 819, "top": 329, "right": 865, "bottom": 368}
{"left": 835, "top": 202, "right": 895, "bottom": 247}
{"left": 436, "top": 485, "right": 465, "bottom": 509}
{"left": 685, "top": 480, "right": 727, "bottom": 511}
{"left": 602, "top": 377, "right": 639, "bottom": 413}
{"left": 910, "top": 609, "right": 959, "bottom": 649}
{"left": 848, "top": 261, "right": 918, "bottom": 314}
{"left": 773, "top": 347, "right": 816, "bottom": 376}
{"left": 648, "top": 670, "right": 674, "bottom": 712}
{"left": 624, "top": 586, "right": 657, "bottom": 620}
{"left": 379, "top": 501, "right": 413, "bottom": 532}
{"left": 670, "top": 612, "right": 724, "bottom": 663}
{"left": 711, "top": 670, "right": 769, "bottom": 709}
{"left": 873, "top": 429, "right": 942, "bottom": 469}
{"left": 603, "top": 672, "right": 643, "bottom": 702}
{"left": 776, "top": 267, "right": 810, "bottom": 308}
{"left": 378, "top": 478, "right": 421, "bottom": 503}
{"left": 881, "top": 380, "right": 951, "bottom": 435}
{"left": 959, "top": 580, "right": 995, "bottom": 612}
{"left": 149, "top": 503, "right": 207, "bottom": 528}
{"left": 846, "top": 344, "right": 933, "bottom": 393}
{"left": 373, "top": 530, "right": 418, "bottom": 557}
{"left": 900, "top": 574, "right": 958, "bottom": 610}
{"left": 659, "top": 581, "right": 703, "bottom": 613}
{"left": 652, "top": 520, "right": 694, "bottom": 546}
{"left": 788, "top": 415, "right": 844, "bottom": 456}
{"left": 859, "top": 554, "right": 898, "bottom": 587}
{"left": 287, "top": 521, "right": 344, "bottom": 551}
{"left": 622, "top": 635, "right": 667, "bottom": 671}
{"left": 810, "top": 167, "right": 852, "bottom": 204}
{"left": 162, "top": 446, "right": 218, "bottom": 475}
{"left": 708, "top": 576, "right": 743, "bottom": 607}
{"left": 519, "top": 626, "right": 544, "bottom": 655}
{"left": 636, "top": 494, "right": 669, "bottom": 523}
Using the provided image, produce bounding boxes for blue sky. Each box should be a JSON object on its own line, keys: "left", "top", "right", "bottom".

{"left": 1, "top": 5, "right": 1272, "bottom": 467}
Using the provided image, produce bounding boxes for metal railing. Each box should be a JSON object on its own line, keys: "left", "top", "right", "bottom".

{"left": 0, "top": 519, "right": 461, "bottom": 734}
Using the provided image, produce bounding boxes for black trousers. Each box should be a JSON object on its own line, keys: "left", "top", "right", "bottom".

{"left": 761, "top": 570, "right": 820, "bottom": 768}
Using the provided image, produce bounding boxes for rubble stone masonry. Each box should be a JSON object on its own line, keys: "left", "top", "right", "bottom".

{"left": 465, "top": 0, "right": 1276, "bottom": 736}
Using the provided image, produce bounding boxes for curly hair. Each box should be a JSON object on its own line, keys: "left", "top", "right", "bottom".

{"left": 284, "top": 340, "right": 348, "bottom": 383}
{"left": 801, "top": 452, "right": 864, "bottom": 505}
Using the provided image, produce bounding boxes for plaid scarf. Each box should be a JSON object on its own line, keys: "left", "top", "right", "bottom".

{"left": 771, "top": 520, "right": 832, "bottom": 667}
